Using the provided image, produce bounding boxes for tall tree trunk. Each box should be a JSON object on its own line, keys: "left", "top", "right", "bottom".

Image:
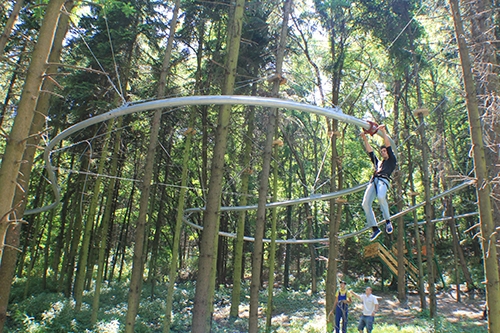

{"left": 42, "top": 208, "right": 55, "bottom": 289}
{"left": 325, "top": 119, "right": 343, "bottom": 331}
{"left": 229, "top": 97, "right": 256, "bottom": 318}
{"left": 163, "top": 112, "right": 195, "bottom": 333}
{"left": 74, "top": 125, "right": 112, "bottom": 311}
{"left": 415, "top": 109, "right": 437, "bottom": 317}
{"left": 0, "top": 0, "right": 65, "bottom": 261}
{"left": 91, "top": 117, "right": 122, "bottom": 324}
{"left": 468, "top": 0, "right": 500, "bottom": 297}
{"left": 284, "top": 156, "right": 293, "bottom": 289}
{"left": 449, "top": 0, "right": 500, "bottom": 329}
{"left": 0, "top": 1, "right": 70, "bottom": 328}
{"left": 323, "top": 1, "right": 348, "bottom": 328}
{"left": 124, "top": 111, "right": 161, "bottom": 332}
{"left": 124, "top": 0, "right": 180, "bottom": 329}
{"left": 248, "top": 105, "right": 277, "bottom": 332}
{"left": 249, "top": 1, "right": 290, "bottom": 331}
{"left": 265, "top": 139, "right": 280, "bottom": 331}
{"left": 190, "top": 0, "right": 244, "bottom": 331}
{"left": 405, "top": 103, "right": 426, "bottom": 310}
{"left": 392, "top": 79, "right": 406, "bottom": 303}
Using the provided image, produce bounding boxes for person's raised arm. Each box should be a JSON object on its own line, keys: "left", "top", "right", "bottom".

{"left": 360, "top": 131, "right": 373, "bottom": 153}
{"left": 351, "top": 291, "right": 361, "bottom": 300}
{"left": 377, "top": 124, "right": 391, "bottom": 148}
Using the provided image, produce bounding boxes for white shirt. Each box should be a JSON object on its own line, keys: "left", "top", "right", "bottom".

{"left": 361, "top": 294, "right": 379, "bottom": 316}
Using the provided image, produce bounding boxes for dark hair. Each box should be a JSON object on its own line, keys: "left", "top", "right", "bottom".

{"left": 380, "top": 145, "right": 387, "bottom": 150}
{"left": 340, "top": 281, "right": 346, "bottom": 284}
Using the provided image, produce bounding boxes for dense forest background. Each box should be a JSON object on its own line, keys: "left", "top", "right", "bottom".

{"left": 0, "top": 0, "right": 499, "bottom": 332}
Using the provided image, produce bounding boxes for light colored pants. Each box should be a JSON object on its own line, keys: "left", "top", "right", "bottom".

{"left": 362, "top": 177, "right": 390, "bottom": 228}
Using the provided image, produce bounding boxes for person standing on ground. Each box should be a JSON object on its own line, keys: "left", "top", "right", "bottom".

{"left": 352, "top": 286, "right": 379, "bottom": 333}
{"left": 333, "top": 280, "right": 352, "bottom": 333}
{"left": 360, "top": 124, "right": 397, "bottom": 241}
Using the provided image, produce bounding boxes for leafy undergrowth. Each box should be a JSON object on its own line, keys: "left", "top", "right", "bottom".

{"left": 5, "top": 278, "right": 488, "bottom": 332}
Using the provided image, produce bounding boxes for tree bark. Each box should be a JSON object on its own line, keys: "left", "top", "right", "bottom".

{"left": 449, "top": 0, "right": 500, "bottom": 329}
{"left": 230, "top": 98, "right": 256, "bottom": 317}
{"left": 392, "top": 79, "right": 406, "bottom": 303}
{"left": 416, "top": 110, "right": 437, "bottom": 317}
{"left": 74, "top": 126, "right": 112, "bottom": 311}
{"left": 124, "top": 0, "right": 181, "bottom": 329}
{"left": 0, "top": 0, "right": 24, "bottom": 53}
{"left": 91, "top": 117, "right": 122, "bottom": 324}
{"left": 0, "top": 0, "right": 67, "bottom": 328}
{"left": 249, "top": 1, "right": 290, "bottom": 331}
{"left": 191, "top": 1, "right": 245, "bottom": 331}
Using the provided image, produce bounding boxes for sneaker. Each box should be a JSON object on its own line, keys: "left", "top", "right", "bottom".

{"left": 385, "top": 220, "right": 394, "bottom": 234}
{"left": 370, "top": 228, "right": 382, "bottom": 241}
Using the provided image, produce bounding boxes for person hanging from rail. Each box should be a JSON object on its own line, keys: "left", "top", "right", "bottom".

{"left": 360, "top": 124, "right": 396, "bottom": 241}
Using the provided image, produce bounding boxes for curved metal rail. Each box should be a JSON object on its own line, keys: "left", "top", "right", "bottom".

{"left": 26, "top": 95, "right": 389, "bottom": 215}
{"left": 186, "top": 180, "right": 474, "bottom": 243}
{"left": 24, "top": 95, "right": 467, "bottom": 245}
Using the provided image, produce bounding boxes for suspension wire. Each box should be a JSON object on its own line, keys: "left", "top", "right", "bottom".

{"left": 67, "top": 8, "right": 126, "bottom": 104}
{"left": 102, "top": 4, "right": 125, "bottom": 101}
{"left": 42, "top": 165, "right": 263, "bottom": 200}
{"left": 385, "top": 3, "right": 426, "bottom": 52}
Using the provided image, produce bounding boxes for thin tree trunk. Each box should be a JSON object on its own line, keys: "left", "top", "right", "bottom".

{"left": 325, "top": 120, "right": 343, "bottom": 331}
{"left": 248, "top": 108, "right": 277, "bottom": 332}
{"left": 229, "top": 98, "right": 256, "bottom": 318}
{"left": 406, "top": 109, "right": 426, "bottom": 310}
{"left": 416, "top": 110, "right": 437, "bottom": 317}
{"left": 449, "top": 0, "right": 500, "bottom": 329}
{"left": 51, "top": 162, "right": 76, "bottom": 285}
{"left": 0, "top": 0, "right": 24, "bottom": 53}
{"left": 446, "top": 200, "right": 461, "bottom": 302}
{"left": 61, "top": 155, "right": 90, "bottom": 297}
{"left": 124, "top": 114, "right": 161, "bottom": 332}
{"left": 74, "top": 125, "right": 112, "bottom": 311}
{"left": 1, "top": 43, "right": 26, "bottom": 127}
{"left": 284, "top": 155, "right": 293, "bottom": 290}
{"left": 392, "top": 79, "right": 406, "bottom": 303}
{"left": 17, "top": 175, "right": 45, "bottom": 277}
{"left": 110, "top": 158, "right": 137, "bottom": 282}
{"left": 124, "top": 0, "right": 181, "bottom": 327}
{"left": 191, "top": 0, "right": 244, "bottom": 331}
{"left": 265, "top": 131, "right": 280, "bottom": 330}
{"left": 163, "top": 111, "right": 195, "bottom": 333}
{"left": 91, "top": 117, "right": 122, "bottom": 324}
{"left": 249, "top": 1, "right": 290, "bottom": 331}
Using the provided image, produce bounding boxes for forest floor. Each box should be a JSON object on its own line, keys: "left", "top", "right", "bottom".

{"left": 6, "top": 278, "right": 488, "bottom": 332}
{"left": 372, "top": 289, "right": 486, "bottom": 327}
{"left": 213, "top": 288, "right": 488, "bottom": 332}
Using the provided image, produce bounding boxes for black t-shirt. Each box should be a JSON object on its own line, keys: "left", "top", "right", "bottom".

{"left": 368, "top": 146, "right": 397, "bottom": 179}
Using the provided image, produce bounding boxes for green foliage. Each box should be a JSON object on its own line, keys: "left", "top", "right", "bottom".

{"left": 5, "top": 278, "right": 487, "bottom": 332}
